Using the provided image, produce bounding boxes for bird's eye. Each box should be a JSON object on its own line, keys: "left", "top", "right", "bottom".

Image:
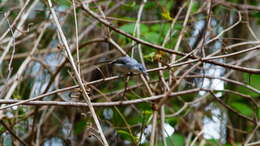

{"left": 139, "top": 66, "right": 144, "bottom": 71}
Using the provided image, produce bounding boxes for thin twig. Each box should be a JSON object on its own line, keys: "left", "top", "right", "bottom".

{"left": 81, "top": 3, "right": 260, "bottom": 74}
{"left": 2, "top": 23, "right": 48, "bottom": 101}
{"left": 72, "top": 0, "right": 81, "bottom": 76}
{"left": 0, "top": 120, "right": 28, "bottom": 146}
{"left": 150, "top": 110, "right": 158, "bottom": 146}
{"left": 0, "top": 0, "right": 39, "bottom": 66}
{"left": 47, "top": 1, "right": 108, "bottom": 145}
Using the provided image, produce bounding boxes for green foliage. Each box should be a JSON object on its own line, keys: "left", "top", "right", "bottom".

{"left": 258, "top": 108, "right": 260, "bottom": 119}
{"left": 144, "top": 52, "right": 156, "bottom": 62}
{"left": 225, "top": 73, "right": 259, "bottom": 119}
{"left": 204, "top": 139, "right": 222, "bottom": 146}
{"left": 119, "top": 23, "right": 148, "bottom": 34}
{"left": 117, "top": 130, "right": 136, "bottom": 141}
{"left": 119, "top": 23, "right": 136, "bottom": 34}
{"left": 128, "top": 80, "right": 137, "bottom": 86}
{"left": 0, "top": 7, "right": 7, "bottom": 13}
{"left": 128, "top": 110, "right": 151, "bottom": 126}
{"left": 150, "top": 23, "right": 170, "bottom": 35}
{"left": 121, "top": 1, "right": 137, "bottom": 11}
{"left": 230, "top": 102, "right": 253, "bottom": 116}
{"left": 136, "top": 103, "right": 152, "bottom": 111}
{"left": 235, "top": 86, "right": 258, "bottom": 98}
{"left": 0, "top": 126, "right": 5, "bottom": 134}
{"left": 191, "top": 1, "right": 200, "bottom": 13}
{"left": 109, "top": 108, "right": 125, "bottom": 126}
{"left": 223, "top": 144, "right": 233, "bottom": 146}
{"left": 143, "top": 2, "right": 156, "bottom": 9}
{"left": 143, "top": 32, "right": 161, "bottom": 44}
{"left": 248, "top": 0, "right": 257, "bottom": 5}
{"left": 231, "top": 73, "right": 260, "bottom": 98}
{"left": 119, "top": 22, "right": 181, "bottom": 45}
{"left": 163, "top": 71, "right": 170, "bottom": 80}
{"left": 169, "top": 134, "right": 185, "bottom": 146}
{"left": 54, "top": 0, "right": 71, "bottom": 7}
{"left": 142, "top": 133, "right": 184, "bottom": 146}
{"left": 74, "top": 119, "right": 87, "bottom": 134}
{"left": 252, "top": 12, "right": 260, "bottom": 18}
{"left": 243, "top": 73, "right": 260, "bottom": 90}
{"left": 9, "top": 10, "right": 19, "bottom": 17}
{"left": 166, "top": 117, "right": 178, "bottom": 127}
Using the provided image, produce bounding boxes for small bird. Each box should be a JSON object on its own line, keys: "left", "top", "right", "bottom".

{"left": 111, "top": 56, "right": 147, "bottom": 76}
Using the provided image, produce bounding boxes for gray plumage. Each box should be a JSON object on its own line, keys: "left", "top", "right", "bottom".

{"left": 111, "top": 56, "right": 147, "bottom": 75}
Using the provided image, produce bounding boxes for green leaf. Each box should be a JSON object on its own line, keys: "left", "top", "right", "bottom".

{"left": 150, "top": 24, "right": 161, "bottom": 32}
{"left": 230, "top": 102, "right": 253, "bottom": 116}
{"left": 143, "top": 32, "right": 160, "bottom": 44}
{"left": 126, "top": 110, "right": 151, "bottom": 126}
{"left": 144, "top": 52, "right": 156, "bottom": 61}
{"left": 136, "top": 103, "right": 152, "bottom": 111}
{"left": 13, "top": 92, "right": 22, "bottom": 99}
{"left": 235, "top": 86, "right": 258, "bottom": 98}
{"left": 144, "top": 2, "right": 156, "bottom": 9}
{"left": 123, "top": 1, "right": 136, "bottom": 8}
{"left": 170, "top": 134, "right": 185, "bottom": 146}
{"left": 158, "top": 133, "right": 185, "bottom": 146}
{"left": 54, "top": 0, "right": 71, "bottom": 7}
{"left": 150, "top": 24, "right": 171, "bottom": 36}
{"left": 248, "top": 0, "right": 257, "bottom": 5}
{"left": 252, "top": 12, "right": 260, "bottom": 18}
{"left": 119, "top": 23, "right": 148, "bottom": 34}
{"left": 205, "top": 139, "right": 221, "bottom": 146}
{"left": 191, "top": 1, "right": 200, "bottom": 13}
{"left": 163, "top": 71, "right": 170, "bottom": 80}
{"left": 243, "top": 74, "right": 260, "bottom": 90}
{"left": 142, "top": 110, "right": 152, "bottom": 115}
{"left": 0, "top": 7, "right": 7, "bottom": 13}
{"left": 223, "top": 144, "right": 233, "bottom": 146}
{"left": 227, "top": 73, "right": 260, "bottom": 98}
{"left": 120, "top": 23, "right": 135, "bottom": 34}
{"left": 74, "top": 120, "right": 87, "bottom": 134}
{"left": 128, "top": 80, "right": 137, "bottom": 86}
{"left": 117, "top": 130, "right": 133, "bottom": 141}
{"left": 238, "top": 73, "right": 260, "bottom": 97}
{"left": 174, "top": 23, "right": 183, "bottom": 31}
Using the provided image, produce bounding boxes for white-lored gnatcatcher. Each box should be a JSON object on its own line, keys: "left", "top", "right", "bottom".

{"left": 98, "top": 56, "right": 147, "bottom": 76}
